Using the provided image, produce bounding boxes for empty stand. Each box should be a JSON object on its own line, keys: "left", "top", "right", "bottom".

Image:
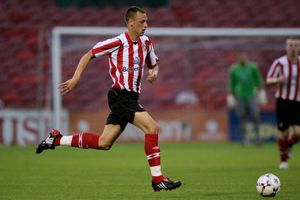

{"left": 0, "top": 0, "right": 298, "bottom": 110}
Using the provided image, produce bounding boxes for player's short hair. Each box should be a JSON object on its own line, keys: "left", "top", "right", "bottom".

{"left": 286, "top": 37, "right": 298, "bottom": 40}
{"left": 286, "top": 37, "right": 300, "bottom": 46}
{"left": 124, "top": 6, "right": 145, "bottom": 24}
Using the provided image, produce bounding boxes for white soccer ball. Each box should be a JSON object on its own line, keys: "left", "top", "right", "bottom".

{"left": 256, "top": 173, "right": 281, "bottom": 197}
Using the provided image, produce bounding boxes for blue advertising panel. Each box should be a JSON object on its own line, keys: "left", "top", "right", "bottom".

{"left": 228, "top": 110, "right": 278, "bottom": 142}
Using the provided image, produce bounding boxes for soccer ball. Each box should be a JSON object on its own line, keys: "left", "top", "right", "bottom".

{"left": 256, "top": 173, "right": 281, "bottom": 197}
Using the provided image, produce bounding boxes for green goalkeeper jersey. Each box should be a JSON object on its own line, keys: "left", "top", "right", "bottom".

{"left": 228, "top": 61, "right": 263, "bottom": 100}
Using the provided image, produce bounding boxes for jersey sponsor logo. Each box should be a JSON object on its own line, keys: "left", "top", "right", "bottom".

{"left": 122, "top": 66, "right": 142, "bottom": 72}
{"left": 292, "top": 74, "right": 298, "bottom": 85}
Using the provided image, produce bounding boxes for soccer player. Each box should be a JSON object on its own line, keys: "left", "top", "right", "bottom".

{"left": 36, "top": 6, "right": 181, "bottom": 191}
{"left": 228, "top": 52, "right": 265, "bottom": 146}
{"left": 266, "top": 37, "right": 300, "bottom": 169}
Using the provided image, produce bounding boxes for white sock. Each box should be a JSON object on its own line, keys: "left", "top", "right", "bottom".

{"left": 150, "top": 165, "right": 162, "bottom": 177}
{"left": 59, "top": 136, "right": 73, "bottom": 146}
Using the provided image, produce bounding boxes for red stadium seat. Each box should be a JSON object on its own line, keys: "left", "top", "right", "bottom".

{"left": 1, "top": 0, "right": 297, "bottom": 109}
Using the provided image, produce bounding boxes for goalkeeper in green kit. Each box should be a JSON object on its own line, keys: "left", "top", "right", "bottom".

{"left": 227, "top": 52, "right": 266, "bottom": 146}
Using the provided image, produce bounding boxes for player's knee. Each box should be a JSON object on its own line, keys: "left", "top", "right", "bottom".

{"left": 280, "top": 130, "right": 289, "bottom": 139}
{"left": 147, "top": 124, "right": 161, "bottom": 134}
{"left": 293, "top": 126, "right": 300, "bottom": 136}
{"left": 99, "top": 143, "right": 112, "bottom": 151}
{"left": 253, "top": 116, "right": 259, "bottom": 123}
{"left": 293, "top": 132, "right": 300, "bottom": 138}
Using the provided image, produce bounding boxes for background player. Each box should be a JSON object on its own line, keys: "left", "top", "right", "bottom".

{"left": 228, "top": 52, "right": 265, "bottom": 146}
{"left": 266, "top": 37, "right": 300, "bottom": 169}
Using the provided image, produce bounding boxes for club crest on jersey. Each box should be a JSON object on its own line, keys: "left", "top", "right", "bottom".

{"left": 134, "top": 56, "right": 140, "bottom": 64}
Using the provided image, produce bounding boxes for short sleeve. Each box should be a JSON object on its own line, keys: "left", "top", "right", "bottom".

{"left": 267, "top": 59, "right": 282, "bottom": 78}
{"left": 92, "top": 37, "right": 121, "bottom": 57}
{"left": 145, "top": 40, "right": 159, "bottom": 69}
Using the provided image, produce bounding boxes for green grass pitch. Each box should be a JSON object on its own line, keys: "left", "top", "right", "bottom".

{"left": 0, "top": 143, "right": 299, "bottom": 200}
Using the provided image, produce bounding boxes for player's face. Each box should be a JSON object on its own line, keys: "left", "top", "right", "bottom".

{"left": 285, "top": 39, "right": 299, "bottom": 58}
{"left": 237, "top": 52, "right": 248, "bottom": 65}
{"left": 131, "top": 12, "right": 148, "bottom": 36}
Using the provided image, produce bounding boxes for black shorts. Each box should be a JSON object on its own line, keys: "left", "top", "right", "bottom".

{"left": 106, "top": 88, "right": 145, "bottom": 131}
{"left": 276, "top": 98, "right": 300, "bottom": 131}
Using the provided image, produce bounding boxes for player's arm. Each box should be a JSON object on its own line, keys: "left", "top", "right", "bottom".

{"left": 146, "top": 64, "right": 159, "bottom": 83}
{"left": 59, "top": 49, "right": 94, "bottom": 95}
{"left": 266, "top": 60, "right": 287, "bottom": 85}
{"left": 253, "top": 64, "right": 264, "bottom": 88}
{"left": 252, "top": 65, "right": 268, "bottom": 105}
{"left": 145, "top": 38, "right": 159, "bottom": 84}
{"left": 226, "top": 66, "right": 237, "bottom": 108}
{"left": 228, "top": 66, "right": 236, "bottom": 96}
{"left": 266, "top": 76, "right": 287, "bottom": 85}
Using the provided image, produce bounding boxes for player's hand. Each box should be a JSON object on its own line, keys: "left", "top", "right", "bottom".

{"left": 59, "top": 78, "right": 79, "bottom": 95}
{"left": 277, "top": 75, "right": 287, "bottom": 84}
{"left": 257, "top": 89, "right": 268, "bottom": 105}
{"left": 147, "top": 69, "right": 158, "bottom": 83}
{"left": 226, "top": 94, "right": 237, "bottom": 109}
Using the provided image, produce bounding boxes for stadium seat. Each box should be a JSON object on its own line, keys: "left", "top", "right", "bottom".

{"left": 1, "top": 0, "right": 298, "bottom": 110}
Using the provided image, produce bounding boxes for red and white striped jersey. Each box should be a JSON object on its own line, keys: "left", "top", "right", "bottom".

{"left": 267, "top": 55, "right": 300, "bottom": 101}
{"left": 92, "top": 32, "right": 159, "bottom": 93}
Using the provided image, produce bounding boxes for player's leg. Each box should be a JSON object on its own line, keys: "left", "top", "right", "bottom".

{"left": 236, "top": 99, "right": 248, "bottom": 146}
{"left": 59, "top": 124, "right": 122, "bottom": 150}
{"left": 36, "top": 88, "right": 126, "bottom": 154}
{"left": 249, "top": 97, "right": 261, "bottom": 145}
{"left": 133, "top": 112, "right": 162, "bottom": 180}
{"left": 275, "top": 98, "right": 289, "bottom": 169}
{"left": 278, "top": 129, "right": 289, "bottom": 169}
{"left": 285, "top": 125, "right": 300, "bottom": 160}
{"left": 133, "top": 111, "right": 181, "bottom": 191}
{"left": 289, "top": 125, "right": 300, "bottom": 146}
{"left": 287, "top": 101, "right": 300, "bottom": 148}
{"left": 98, "top": 124, "right": 122, "bottom": 150}
{"left": 36, "top": 124, "right": 122, "bottom": 154}
{"left": 276, "top": 98, "right": 296, "bottom": 169}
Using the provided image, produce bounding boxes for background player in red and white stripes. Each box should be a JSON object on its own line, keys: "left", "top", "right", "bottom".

{"left": 266, "top": 37, "right": 300, "bottom": 169}
{"left": 36, "top": 6, "right": 181, "bottom": 191}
